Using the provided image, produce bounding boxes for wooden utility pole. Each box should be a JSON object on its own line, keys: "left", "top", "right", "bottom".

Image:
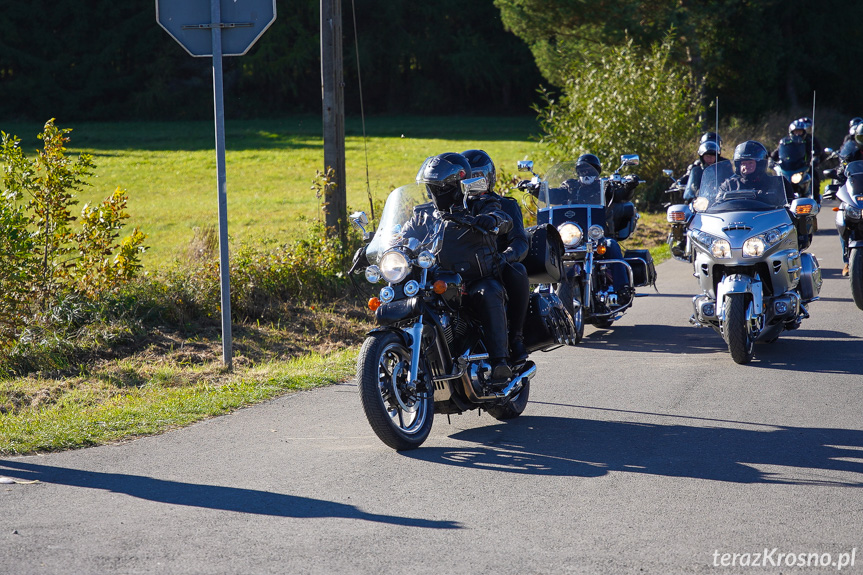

{"left": 321, "top": 0, "right": 346, "bottom": 242}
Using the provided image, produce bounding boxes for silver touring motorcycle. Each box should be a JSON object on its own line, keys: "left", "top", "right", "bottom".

{"left": 666, "top": 160, "right": 822, "bottom": 364}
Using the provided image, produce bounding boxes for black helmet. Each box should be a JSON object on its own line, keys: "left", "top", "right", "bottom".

{"left": 855, "top": 124, "right": 863, "bottom": 147}
{"left": 732, "top": 140, "right": 769, "bottom": 178}
{"left": 700, "top": 132, "right": 722, "bottom": 152}
{"left": 697, "top": 140, "right": 720, "bottom": 159}
{"left": 416, "top": 152, "right": 472, "bottom": 210}
{"left": 576, "top": 153, "right": 601, "bottom": 175}
{"left": 849, "top": 117, "right": 863, "bottom": 134}
{"left": 461, "top": 149, "right": 496, "bottom": 192}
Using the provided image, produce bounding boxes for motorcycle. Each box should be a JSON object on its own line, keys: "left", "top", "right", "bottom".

{"left": 823, "top": 160, "right": 863, "bottom": 309}
{"left": 666, "top": 160, "right": 822, "bottom": 364}
{"left": 517, "top": 155, "right": 657, "bottom": 332}
{"left": 348, "top": 177, "right": 576, "bottom": 450}
{"left": 772, "top": 136, "right": 814, "bottom": 200}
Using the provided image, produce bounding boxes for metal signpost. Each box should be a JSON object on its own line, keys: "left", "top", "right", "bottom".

{"left": 156, "top": 0, "right": 276, "bottom": 369}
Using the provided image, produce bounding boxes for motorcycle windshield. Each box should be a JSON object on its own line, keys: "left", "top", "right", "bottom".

{"left": 539, "top": 161, "right": 603, "bottom": 207}
{"left": 840, "top": 140, "right": 860, "bottom": 163}
{"left": 695, "top": 160, "right": 735, "bottom": 203}
{"left": 777, "top": 139, "right": 808, "bottom": 172}
{"left": 684, "top": 164, "right": 704, "bottom": 199}
{"left": 845, "top": 160, "right": 863, "bottom": 178}
{"left": 366, "top": 183, "right": 437, "bottom": 265}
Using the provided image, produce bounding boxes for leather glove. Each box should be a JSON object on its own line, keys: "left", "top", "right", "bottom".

{"left": 474, "top": 214, "right": 497, "bottom": 231}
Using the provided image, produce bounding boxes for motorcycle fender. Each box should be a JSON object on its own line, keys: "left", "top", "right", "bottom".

{"left": 364, "top": 325, "right": 412, "bottom": 347}
{"left": 716, "top": 275, "right": 763, "bottom": 319}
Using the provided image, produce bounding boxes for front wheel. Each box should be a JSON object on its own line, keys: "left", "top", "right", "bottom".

{"left": 357, "top": 331, "right": 434, "bottom": 450}
{"left": 555, "top": 279, "right": 584, "bottom": 344}
{"left": 724, "top": 295, "right": 755, "bottom": 364}
{"left": 850, "top": 250, "right": 863, "bottom": 311}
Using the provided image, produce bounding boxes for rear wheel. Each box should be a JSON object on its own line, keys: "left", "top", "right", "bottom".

{"left": 357, "top": 331, "right": 434, "bottom": 450}
{"left": 724, "top": 295, "right": 755, "bottom": 364}
{"left": 850, "top": 250, "right": 863, "bottom": 311}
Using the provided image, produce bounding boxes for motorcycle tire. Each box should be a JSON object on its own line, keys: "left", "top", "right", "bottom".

{"left": 486, "top": 380, "right": 530, "bottom": 421}
{"left": 850, "top": 250, "right": 863, "bottom": 311}
{"left": 357, "top": 331, "right": 434, "bottom": 450}
{"left": 724, "top": 294, "right": 755, "bottom": 364}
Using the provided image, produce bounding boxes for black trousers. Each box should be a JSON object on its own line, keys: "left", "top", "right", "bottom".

{"left": 501, "top": 261, "right": 529, "bottom": 340}
{"left": 467, "top": 277, "right": 509, "bottom": 360}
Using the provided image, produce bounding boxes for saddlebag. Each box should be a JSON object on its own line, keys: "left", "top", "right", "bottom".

{"left": 623, "top": 249, "right": 657, "bottom": 288}
{"left": 523, "top": 291, "right": 573, "bottom": 352}
{"left": 523, "top": 224, "right": 564, "bottom": 284}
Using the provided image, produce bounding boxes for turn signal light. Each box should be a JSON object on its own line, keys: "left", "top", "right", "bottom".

{"left": 668, "top": 211, "right": 687, "bottom": 222}
{"left": 596, "top": 244, "right": 607, "bottom": 255}
{"left": 433, "top": 280, "right": 448, "bottom": 294}
{"left": 368, "top": 297, "right": 381, "bottom": 311}
{"left": 795, "top": 204, "right": 813, "bottom": 215}
{"left": 833, "top": 207, "right": 841, "bottom": 212}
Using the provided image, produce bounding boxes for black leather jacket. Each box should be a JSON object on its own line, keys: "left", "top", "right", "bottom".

{"left": 493, "top": 194, "right": 528, "bottom": 264}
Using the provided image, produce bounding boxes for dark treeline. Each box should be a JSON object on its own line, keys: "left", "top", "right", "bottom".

{"left": 0, "top": 0, "right": 543, "bottom": 122}
{"left": 2, "top": 0, "right": 861, "bottom": 124}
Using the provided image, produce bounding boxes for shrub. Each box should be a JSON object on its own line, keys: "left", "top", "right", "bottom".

{"left": 536, "top": 36, "right": 703, "bottom": 208}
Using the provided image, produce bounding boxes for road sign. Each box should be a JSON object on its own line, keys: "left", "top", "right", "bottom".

{"left": 156, "top": 0, "right": 276, "bottom": 57}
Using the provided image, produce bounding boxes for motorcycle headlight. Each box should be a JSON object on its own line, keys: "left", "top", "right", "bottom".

{"left": 791, "top": 171, "right": 805, "bottom": 184}
{"left": 711, "top": 239, "right": 732, "bottom": 259}
{"left": 742, "top": 236, "right": 765, "bottom": 257}
{"left": 588, "top": 225, "right": 604, "bottom": 240}
{"left": 846, "top": 206, "right": 862, "bottom": 220}
{"left": 691, "top": 230, "right": 732, "bottom": 259}
{"left": 558, "top": 222, "right": 583, "bottom": 247}
{"left": 365, "top": 265, "right": 382, "bottom": 284}
{"left": 379, "top": 250, "right": 411, "bottom": 283}
{"left": 416, "top": 250, "right": 435, "bottom": 269}
{"left": 743, "top": 224, "right": 793, "bottom": 258}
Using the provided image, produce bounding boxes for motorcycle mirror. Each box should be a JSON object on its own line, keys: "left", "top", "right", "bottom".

{"left": 349, "top": 211, "right": 369, "bottom": 228}
{"left": 824, "top": 147, "right": 834, "bottom": 155}
{"left": 517, "top": 160, "right": 534, "bottom": 173}
{"left": 663, "top": 169, "right": 673, "bottom": 178}
{"left": 460, "top": 176, "right": 488, "bottom": 197}
{"left": 620, "top": 154, "right": 640, "bottom": 166}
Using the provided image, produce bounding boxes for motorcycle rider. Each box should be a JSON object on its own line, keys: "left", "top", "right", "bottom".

{"left": 682, "top": 140, "right": 725, "bottom": 202}
{"left": 721, "top": 141, "right": 794, "bottom": 204}
{"left": 409, "top": 152, "right": 515, "bottom": 384}
{"left": 842, "top": 117, "right": 863, "bottom": 145}
{"left": 573, "top": 153, "right": 633, "bottom": 304}
{"left": 461, "top": 149, "right": 530, "bottom": 364}
{"left": 771, "top": 118, "right": 826, "bottom": 201}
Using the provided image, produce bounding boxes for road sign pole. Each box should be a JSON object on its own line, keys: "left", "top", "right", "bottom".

{"left": 211, "top": 0, "right": 233, "bottom": 370}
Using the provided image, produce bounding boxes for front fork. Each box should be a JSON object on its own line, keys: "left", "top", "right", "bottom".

{"left": 406, "top": 268, "right": 429, "bottom": 389}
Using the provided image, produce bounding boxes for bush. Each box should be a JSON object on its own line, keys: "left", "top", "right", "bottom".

{"left": 536, "top": 36, "right": 703, "bottom": 208}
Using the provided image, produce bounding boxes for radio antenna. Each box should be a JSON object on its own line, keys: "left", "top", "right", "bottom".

{"left": 811, "top": 91, "right": 817, "bottom": 200}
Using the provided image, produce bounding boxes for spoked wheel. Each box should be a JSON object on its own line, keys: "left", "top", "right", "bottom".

{"left": 850, "top": 250, "right": 863, "bottom": 311}
{"left": 357, "top": 331, "right": 433, "bottom": 450}
{"left": 486, "top": 379, "right": 531, "bottom": 421}
{"left": 723, "top": 294, "right": 755, "bottom": 364}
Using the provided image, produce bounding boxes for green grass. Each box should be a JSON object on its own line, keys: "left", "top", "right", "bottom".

{"left": 2, "top": 116, "right": 545, "bottom": 267}
{"left": 0, "top": 348, "right": 358, "bottom": 455}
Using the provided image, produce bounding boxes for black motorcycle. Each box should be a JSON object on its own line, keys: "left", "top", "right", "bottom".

{"left": 772, "top": 136, "right": 815, "bottom": 200}
{"left": 517, "top": 156, "right": 657, "bottom": 332}
{"left": 348, "top": 177, "right": 576, "bottom": 450}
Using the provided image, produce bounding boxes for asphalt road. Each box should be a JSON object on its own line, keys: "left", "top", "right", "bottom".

{"left": 2, "top": 205, "right": 862, "bottom": 574}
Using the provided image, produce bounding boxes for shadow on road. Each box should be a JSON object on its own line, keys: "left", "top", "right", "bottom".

{"left": 0, "top": 461, "right": 460, "bottom": 529}
{"left": 581, "top": 323, "right": 863, "bottom": 374}
{"left": 405, "top": 415, "right": 863, "bottom": 487}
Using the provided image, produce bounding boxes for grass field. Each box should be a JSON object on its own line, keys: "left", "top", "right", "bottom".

{"left": 3, "top": 116, "right": 546, "bottom": 267}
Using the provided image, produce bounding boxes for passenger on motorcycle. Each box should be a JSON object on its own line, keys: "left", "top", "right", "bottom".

{"left": 408, "top": 152, "right": 515, "bottom": 384}
{"left": 770, "top": 118, "right": 826, "bottom": 200}
{"left": 842, "top": 117, "right": 863, "bottom": 146}
{"left": 462, "top": 149, "right": 530, "bottom": 364}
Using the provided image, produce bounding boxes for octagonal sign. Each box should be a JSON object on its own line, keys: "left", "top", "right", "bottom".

{"left": 156, "top": 0, "right": 276, "bottom": 57}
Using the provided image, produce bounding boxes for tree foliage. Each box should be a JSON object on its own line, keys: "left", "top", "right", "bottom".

{"left": 0, "top": 0, "right": 542, "bottom": 121}
{"left": 495, "top": 0, "right": 863, "bottom": 119}
{"left": 0, "top": 121, "right": 147, "bottom": 346}
{"left": 538, "top": 37, "right": 702, "bottom": 206}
